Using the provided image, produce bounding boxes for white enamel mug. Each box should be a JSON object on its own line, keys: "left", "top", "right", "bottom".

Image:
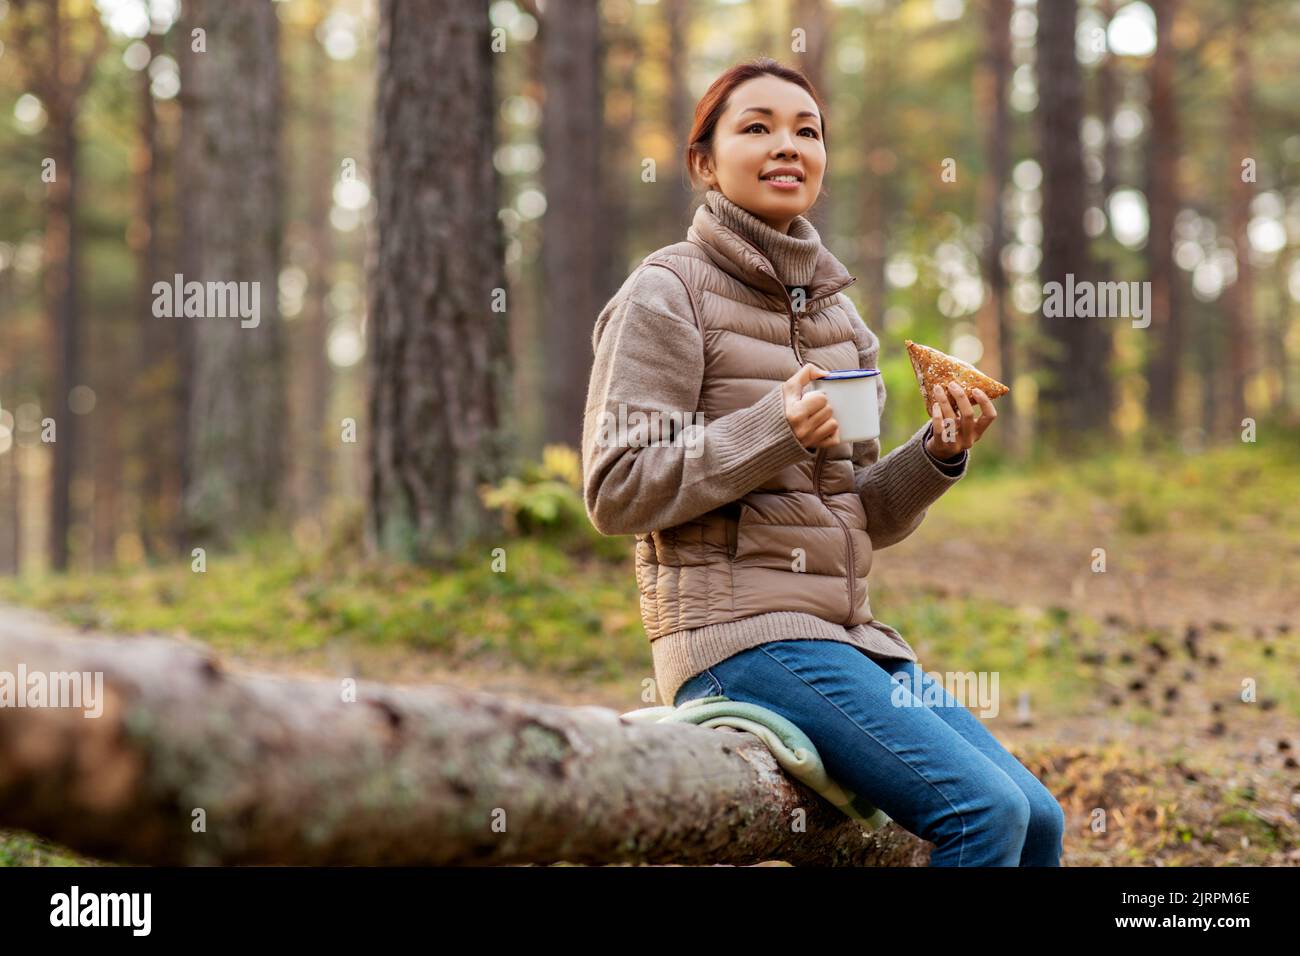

{"left": 803, "top": 369, "right": 882, "bottom": 443}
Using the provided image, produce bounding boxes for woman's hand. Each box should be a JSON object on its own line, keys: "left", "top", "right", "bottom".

{"left": 925, "top": 381, "right": 997, "bottom": 460}
{"left": 782, "top": 363, "right": 841, "bottom": 450}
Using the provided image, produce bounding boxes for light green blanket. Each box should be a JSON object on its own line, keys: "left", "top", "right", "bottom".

{"left": 620, "top": 694, "right": 892, "bottom": 832}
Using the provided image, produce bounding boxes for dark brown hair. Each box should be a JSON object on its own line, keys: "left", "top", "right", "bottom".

{"left": 683, "top": 56, "right": 829, "bottom": 196}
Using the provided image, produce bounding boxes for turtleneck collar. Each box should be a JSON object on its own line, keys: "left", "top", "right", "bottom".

{"left": 701, "top": 188, "right": 821, "bottom": 288}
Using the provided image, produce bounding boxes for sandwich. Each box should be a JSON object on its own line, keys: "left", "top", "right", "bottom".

{"left": 904, "top": 339, "right": 1010, "bottom": 411}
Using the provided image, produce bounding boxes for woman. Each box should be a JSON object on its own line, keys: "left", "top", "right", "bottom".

{"left": 581, "top": 58, "right": 1064, "bottom": 866}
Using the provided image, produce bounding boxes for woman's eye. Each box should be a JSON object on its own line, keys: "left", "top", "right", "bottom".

{"left": 744, "top": 122, "right": 818, "bottom": 138}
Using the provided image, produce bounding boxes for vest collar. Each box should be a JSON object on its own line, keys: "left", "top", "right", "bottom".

{"left": 686, "top": 197, "right": 858, "bottom": 308}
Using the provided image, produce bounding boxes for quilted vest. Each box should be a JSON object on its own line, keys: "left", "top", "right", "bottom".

{"left": 631, "top": 201, "right": 886, "bottom": 640}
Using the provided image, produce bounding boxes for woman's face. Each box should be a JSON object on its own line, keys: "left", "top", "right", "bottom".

{"left": 694, "top": 74, "right": 826, "bottom": 234}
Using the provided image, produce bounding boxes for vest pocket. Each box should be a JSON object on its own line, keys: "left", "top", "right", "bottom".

{"left": 648, "top": 526, "right": 677, "bottom": 565}
{"left": 720, "top": 501, "right": 742, "bottom": 559}
{"left": 734, "top": 503, "right": 756, "bottom": 562}
{"left": 734, "top": 502, "right": 782, "bottom": 567}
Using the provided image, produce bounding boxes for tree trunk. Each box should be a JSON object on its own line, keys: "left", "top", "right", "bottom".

{"left": 976, "top": 0, "right": 1016, "bottom": 454}
{"left": 1097, "top": 0, "right": 1119, "bottom": 205}
{"left": 1143, "top": 0, "right": 1183, "bottom": 430}
{"left": 0, "top": 611, "right": 929, "bottom": 866}
{"left": 135, "top": 23, "right": 173, "bottom": 562}
{"left": 175, "top": 15, "right": 201, "bottom": 559}
{"left": 180, "top": 0, "right": 286, "bottom": 548}
{"left": 0, "top": 309, "right": 19, "bottom": 572}
{"left": 6, "top": 0, "right": 105, "bottom": 572}
{"left": 91, "top": 348, "right": 122, "bottom": 568}
{"left": 45, "top": 114, "right": 80, "bottom": 572}
{"left": 1223, "top": 4, "right": 1254, "bottom": 435}
{"left": 1194, "top": 297, "right": 1219, "bottom": 437}
{"left": 790, "top": 0, "right": 828, "bottom": 97}
{"left": 1276, "top": 253, "right": 1295, "bottom": 414}
{"left": 599, "top": 3, "right": 636, "bottom": 300}
{"left": 295, "top": 0, "right": 336, "bottom": 517}
{"left": 365, "top": 0, "right": 511, "bottom": 563}
{"left": 1036, "top": 0, "right": 1111, "bottom": 443}
{"left": 0, "top": 438, "right": 17, "bottom": 575}
{"left": 539, "top": 0, "right": 604, "bottom": 451}
{"left": 664, "top": 0, "right": 694, "bottom": 238}
{"left": 0, "top": 0, "right": 118, "bottom": 569}
{"left": 0, "top": 242, "right": 22, "bottom": 574}
{"left": 860, "top": 0, "right": 898, "bottom": 335}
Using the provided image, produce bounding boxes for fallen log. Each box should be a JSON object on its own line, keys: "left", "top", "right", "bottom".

{"left": 0, "top": 608, "right": 928, "bottom": 866}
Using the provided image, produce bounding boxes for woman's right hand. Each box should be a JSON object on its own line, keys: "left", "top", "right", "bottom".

{"left": 782, "top": 363, "right": 840, "bottom": 450}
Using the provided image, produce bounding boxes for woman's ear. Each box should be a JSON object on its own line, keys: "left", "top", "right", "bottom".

{"left": 694, "top": 151, "right": 715, "bottom": 187}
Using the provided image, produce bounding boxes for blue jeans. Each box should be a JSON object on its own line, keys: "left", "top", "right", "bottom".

{"left": 674, "top": 639, "right": 1065, "bottom": 866}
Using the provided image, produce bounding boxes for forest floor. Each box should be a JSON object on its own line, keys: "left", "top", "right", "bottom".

{"left": 2, "top": 436, "right": 1298, "bottom": 867}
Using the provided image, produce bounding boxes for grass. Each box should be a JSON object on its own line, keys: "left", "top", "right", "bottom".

{"left": 0, "top": 531, "right": 655, "bottom": 685}
{"left": 0, "top": 829, "right": 96, "bottom": 867}
{"left": 933, "top": 422, "right": 1300, "bottom": 538}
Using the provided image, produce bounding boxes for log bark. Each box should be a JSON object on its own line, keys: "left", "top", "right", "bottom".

{"left": 0, "top": 608, "right": 927, "bottom": 866}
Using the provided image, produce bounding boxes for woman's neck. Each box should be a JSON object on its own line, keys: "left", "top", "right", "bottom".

{"left": 703, "top": 188, "right": 820, "bottom": 287}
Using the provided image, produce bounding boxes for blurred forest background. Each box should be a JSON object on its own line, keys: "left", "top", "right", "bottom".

{"left": 0, "top": 0, "right": 1298, "bottom": 866}
{"left": 1, "top": 0, "right": 1298, "bottom": 574}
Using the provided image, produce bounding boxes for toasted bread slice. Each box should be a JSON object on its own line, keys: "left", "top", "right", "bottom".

{"left": 905, "top": 339, "right": 1010, "bottom": 410}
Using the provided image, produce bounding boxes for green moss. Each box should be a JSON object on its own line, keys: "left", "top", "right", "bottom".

{"left": 1215, "top": 809, "right": 1280, "bottom": 849}
{"left": 0, "top": 830, "right": 99, "bottom": 867}
{"left": 0, "top": 528, "right": 650, "bottom": 688}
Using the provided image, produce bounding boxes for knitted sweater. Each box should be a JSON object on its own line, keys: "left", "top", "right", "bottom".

{"left": 585, "top": 188, "right": 969, "bottom": 706}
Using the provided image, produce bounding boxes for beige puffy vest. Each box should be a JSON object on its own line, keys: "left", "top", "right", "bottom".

{"left": 632, "top": 202, "right": 887, "bottom": 640}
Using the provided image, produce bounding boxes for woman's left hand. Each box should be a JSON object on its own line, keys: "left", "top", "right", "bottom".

{"left": 924, "top": 381, "right": 997, "bottom": 460}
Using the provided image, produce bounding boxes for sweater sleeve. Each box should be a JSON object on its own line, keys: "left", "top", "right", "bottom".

{"left": 582, "top": 264, "right": 816, "bottom": 537}
{"left": 848, "top": 315, "right": 968, "bottom": 550}
{"left": 922, "top": 420, "right": 968, "bottom": 475}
